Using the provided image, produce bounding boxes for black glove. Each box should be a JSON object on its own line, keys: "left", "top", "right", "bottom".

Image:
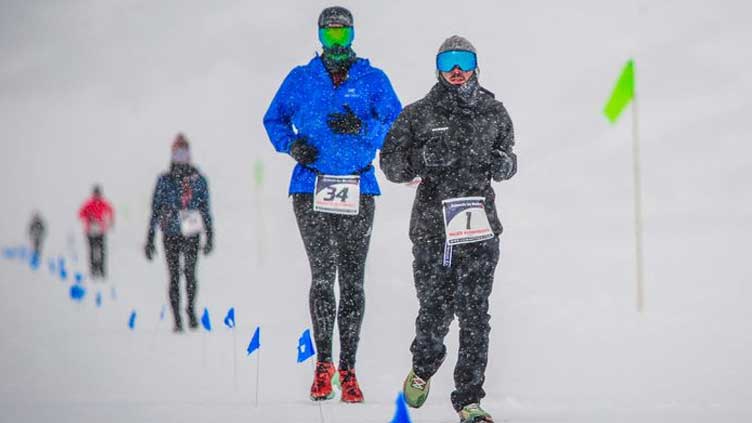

{"left": 289, "top": 137, "right": 318, "bottom": 165}
{"left": 327, "top": 105, "right": 362, "bottom": 135}
{"left": 203, "top": 230, "right": 213, "bottom": 256}
{"left": 489, "top": 150, "right": 517, "bottom": 181}
{"left": 144, "top": 239, "right": 155, "bottom": 261}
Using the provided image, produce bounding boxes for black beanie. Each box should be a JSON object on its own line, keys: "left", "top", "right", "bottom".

{"left": 318, "top": 6, "right": 353, "bottom": 28}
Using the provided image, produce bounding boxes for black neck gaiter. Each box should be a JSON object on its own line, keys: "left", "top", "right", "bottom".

{"left": 322, "top": 45, "right": 357, "bottom": 74}
{"left": 438, "top": 73, "right": 481, "bottom": 109}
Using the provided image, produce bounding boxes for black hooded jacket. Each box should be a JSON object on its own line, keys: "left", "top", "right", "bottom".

{"left": 380, "top": 77, "right": 516, "bottom": 243}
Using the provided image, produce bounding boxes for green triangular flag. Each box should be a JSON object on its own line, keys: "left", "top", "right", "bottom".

{"left": 253, "top": 159, "right": 264, "bottom": 188}
{"left": 603, "top": 59, "right": 635, "bottom": 123}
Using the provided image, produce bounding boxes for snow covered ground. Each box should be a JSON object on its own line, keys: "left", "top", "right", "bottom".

{"left": 1, "top": 0, "right": 752, "bottom": 422}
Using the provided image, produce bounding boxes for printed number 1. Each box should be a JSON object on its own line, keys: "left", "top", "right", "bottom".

{"left": 465, "top": 211, "right": 472, "bottom": 230}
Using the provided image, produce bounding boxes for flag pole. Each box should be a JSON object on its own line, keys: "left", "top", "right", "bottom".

{"left": 254, "top": 159, "right": 265, "bottom": 268}
{"left": 631, "top": 65, "right": 645, "bottom": 313}
{"left": 233, "top": 329, "right": 238, "bottom": 391}
{"left": 255, "top": 349, "right": 261, "bottom": 407}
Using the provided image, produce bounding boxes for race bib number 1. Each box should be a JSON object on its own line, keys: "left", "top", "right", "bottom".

{"left": 442, "top": 196, "right": 494, "bottom": 245}
{"left": 314, "top": 175, "right": 360, "bottom": 215}
{"left": 179, "top": 210, "right": 204, "bottom": 237}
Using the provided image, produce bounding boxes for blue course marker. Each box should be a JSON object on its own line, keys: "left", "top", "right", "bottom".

{"left": 58, "top": 257, "right": 67, "bottom": 281}
{"left": 297, "top": 329, "right": 315, "bottom": 363}
{"left": 70, "top": 284, "right": 86, "bottom": 301}
{"left": 247, "top": 327, "right": 261, "bottom": 356}
{"left": 2, "top": 247, "right": 13, "bottom": 259}
{"left": 74, "top": 272, "right": 83, "bottom": 284}
{"left": 128, "top": 310, "right": 136, "bottom": 330}
{"left": 389, "top": 392, "right": 413, "bottom": 423}
{"left": 95, "top": 292, "right": 102, "bottom": 307}
{"left": 223, "top": 307, "right": 236, "bottom": 329}
{"left": 201, "top": 307, "right": 212, "bottom": 331}
{"left": 160, "top": 305, "right": 166, "bottom": 321}
{"left": 29, "top": 253, "right": 40, "bottom": 271}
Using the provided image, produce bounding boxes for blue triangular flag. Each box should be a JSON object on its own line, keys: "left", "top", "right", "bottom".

{"left": 70, "top": 284, "right": 86, "bottom": 301}
{"left": 160, "top": 304, "right": 166, "bottom": 321}
{"left": 224, "top": 307, "right": 236, "bottom": 329}
{"left": 29, "top": 252, "right": 40, "bottom": 270}
{"left": 297, "top": 328, "right": 316, "bottom": 363}
{"left": 58, "top": 257, "right": 67, "bottom": 280}
{"left": 95, "top": 292, "right": 102, "bottom": 307}
{"left": 247, "top": 326, "right": 261, "bottom": 356}
{"left": 389, "top": 392, "right": 413, "bottom": 423}
{"left": 128, "top": 310, "right": 136, "bottom": 330}
{"left": 201, "top": 307, "right": 212, "bottom": 331}
{"left": 74, "top": 272, "right": 83, "bottom": 284}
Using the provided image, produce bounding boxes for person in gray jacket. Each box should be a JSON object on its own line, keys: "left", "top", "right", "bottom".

{"left": 380, "top": 35, "right": 516, "bottom": 423}
{"left": 28, "top": 212, "right": 46, "bottom": 259}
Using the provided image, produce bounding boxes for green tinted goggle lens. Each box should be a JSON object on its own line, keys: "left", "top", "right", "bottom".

{"left": 319, "top": 27, "right": 354, "bottom": 48}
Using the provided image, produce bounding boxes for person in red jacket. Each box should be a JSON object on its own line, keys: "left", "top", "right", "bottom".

{"left": 78, "top": 185, "right": 114, "bottom": 279}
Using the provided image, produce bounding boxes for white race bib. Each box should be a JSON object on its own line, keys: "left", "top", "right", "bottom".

{"left": 179, "top": 210, "right": 204, "bottom": 236}
{"left": 313, "top": 175, "right": 360, "bottom": 215}
{"left": 442, "top": 196, "right": 494, "bottom": 245}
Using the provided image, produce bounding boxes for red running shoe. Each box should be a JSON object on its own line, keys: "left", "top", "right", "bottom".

{"left": 310, "top": 361, "right": 336, "bottom": 401}
{"left": 339, "top": 368, "right": 364, "bottom": 403}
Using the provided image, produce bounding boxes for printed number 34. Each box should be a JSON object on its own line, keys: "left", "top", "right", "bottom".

{"left": 324, "top": 187, "right": 349, "bottom": 202}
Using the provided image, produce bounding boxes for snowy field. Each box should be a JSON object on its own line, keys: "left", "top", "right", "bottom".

{"left": 1, "top": 1, "right": 752, "bottom": 422}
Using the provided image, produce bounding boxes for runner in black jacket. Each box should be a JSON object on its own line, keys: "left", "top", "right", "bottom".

{"left": 380, "top": 35, "right": 516, "bottom": 423}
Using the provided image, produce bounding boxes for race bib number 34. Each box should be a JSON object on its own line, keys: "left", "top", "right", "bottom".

{"left": 442, "top": 196, "right": 494, "bottom": 245}
{"left": 314, "top": 175, "right": 360, "bottom": 215}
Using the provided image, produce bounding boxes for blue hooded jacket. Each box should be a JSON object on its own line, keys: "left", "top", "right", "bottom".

{"left": 147, "top": 164, "right": 212, "bottom": 238}
{"left": 263, "top": 56, "right": 401, "bottom": 195}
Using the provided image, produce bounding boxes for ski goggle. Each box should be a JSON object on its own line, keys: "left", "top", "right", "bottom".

{"left": 436, "top": 50, "right": 477, "bottom": 72}
{"left": 318, "top": 26, "right": 354, "bottom": 48}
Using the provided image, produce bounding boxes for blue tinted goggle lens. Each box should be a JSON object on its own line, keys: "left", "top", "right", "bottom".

{"left": 436, "top": 50, "right": 477, "bottom": 72}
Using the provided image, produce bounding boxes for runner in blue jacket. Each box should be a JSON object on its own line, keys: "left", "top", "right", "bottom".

{"left": 263, "top": 6, "right": 400, "bottom": 403}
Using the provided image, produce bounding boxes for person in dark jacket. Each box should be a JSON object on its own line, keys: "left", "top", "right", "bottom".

{"left": 28, "top": 212, "right": 46, "bottom": 259}
{"left": 380, "top": 35, "right": 516, "bottom": 423}
{"left": 144, "top": 133, "right": 213, "bottom": 332}
{"left": 263, "top": 6, "right": 401, "bottom": 403}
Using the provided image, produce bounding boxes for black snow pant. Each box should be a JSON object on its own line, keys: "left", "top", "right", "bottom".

{"left": 163, "top": 234, "right": 200, "bottom": 329}
{"left": 87, "top": 235, "right": 106, "bottom": 278}
{"left": 292, "top": 193, "right": 375, "bottom": 370}
{"left": 410, "top": 236, "right": 500, "bottom": 412}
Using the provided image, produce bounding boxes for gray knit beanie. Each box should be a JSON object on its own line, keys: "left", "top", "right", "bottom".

{"left": 437, "top": 35, "right": 477, "bottom": 55}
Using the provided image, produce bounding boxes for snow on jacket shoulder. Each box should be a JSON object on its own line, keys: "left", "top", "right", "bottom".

{"left": 263, "top": 55, "right": 402, "bottom": 195}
